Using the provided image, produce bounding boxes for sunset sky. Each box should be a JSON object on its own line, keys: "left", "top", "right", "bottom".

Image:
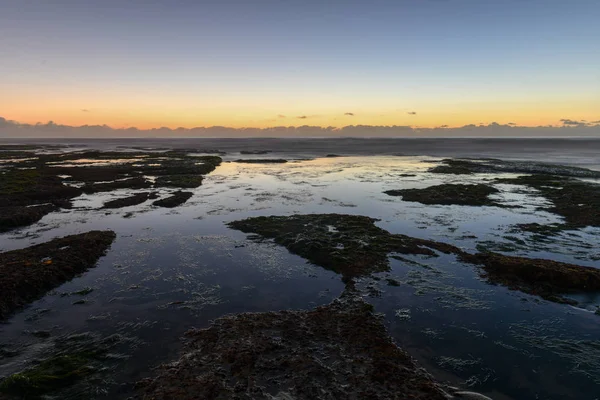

{"left": 1, "top": 0, "right": 599, "bottom": 130}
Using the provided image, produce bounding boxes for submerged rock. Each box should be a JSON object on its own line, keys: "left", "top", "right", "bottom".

{"left": 228, "top": 214, "right": 466, "bottom": 281}
{"left": 102, "top": 192, "right": 158, "bottom": 209}
{"left": 430, "top": 158, "right": 600, "bottom": 178}
{"left": 495, "top": 174, "right": 600, "bottom": 229}
{"left": 0, "top": 230, "right": 116, "bottom": 320}
{"left": 152, "top": 191, "right": 194, "bottom": 208}
{"left": 154, "top": 175, "right": 204, "bottom": 189}
{"left": 0, "top": 204, "right": 57, "bottom": 232}
{"left": 466, "top": 252, "right": 600, "bottom": 304}
{"left": 234, "top": 159, "right": 288, "bottom": 164}
{"left": 136, "top": 291, "right": 449, "bottom": 400}
{"left": 385, "top": 184, "right": 502, "bottom": 207}
{"left": 82, "top": 176, "right": 152, "bottom": 194}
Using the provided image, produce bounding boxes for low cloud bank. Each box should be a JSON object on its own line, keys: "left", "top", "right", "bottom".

{"left": 0, "top": 117, "right": 599, "bottom": 138}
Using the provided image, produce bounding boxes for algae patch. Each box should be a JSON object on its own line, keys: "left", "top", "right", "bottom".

{"left": 385, "top": 184, "right": 503, "bottom": 207}
{"left": 228, "top": 214, "right": 466, "bottom": 282}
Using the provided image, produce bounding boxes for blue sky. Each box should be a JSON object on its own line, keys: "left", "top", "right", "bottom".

{"left": 1, "top": 0, "right": 599, "bottom": 129}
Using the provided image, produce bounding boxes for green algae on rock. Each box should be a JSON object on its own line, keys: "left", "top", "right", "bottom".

{"left": 136, "top": 291, "right": 449, "bottom": 400}
{"left": 0, "top": 230, "right": 116, "bottom": 320}
{"left": 385, "top": 184, "right": 502, "bottom": 207}
{"left": 228, "top": 214, "right": 466, "bottom": 281}
{"left": 152, "top": 191, "right": 193, "bottom": 208}
{"left": 0, "top": 331, "right": 137, "bottom": 399}
{"left": 0, "top": 353, "right": 97, "bottom": 398}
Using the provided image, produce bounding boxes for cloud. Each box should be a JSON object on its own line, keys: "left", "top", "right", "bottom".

{"left": 1, "top": 117, "right": 599, "bottom": 138}
{"left": 592, "top": 120, "right": 600, "bottom": 124}
{"left": 560, "top": 118, "right": 588, "bottom": 127}
{"left": 277, "top": 114, "right": 286, "bottom": 118}
{"left": 297, "top": 116, "right": 308, "bottom": 119}
{"left": 344, "top": 112, "right": 355, "bottom": 116}
{"left": 81, "top": 109, "right": 90, "bottom": 112}
{"left": 407, "top": 111, "right": 417, "bottom": 115}
{"left": 507, "top": 122, "right": 516, "bottom": 126}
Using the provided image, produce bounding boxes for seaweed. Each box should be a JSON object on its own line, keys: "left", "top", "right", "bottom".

{"left": 0, "top": 230, "right": 116, "bottom": 320}
{"left": 154, "top": 175, "right": 204, "bottom": 189}
{"left": 466, "top": 252, "right": 600, "bottom": 304}
{"left": 102, "top": 192, "right": 158, "bottom": 209}
{"left": 82, "top": 177, "right": 152, "bottom": 194}
{"left": 152, "top": 191, "right": 193, "bottom": 208}
{"left": 0, "top": 204, "right": 57, "bottom": 232}
{"left": 234, "top": 159, "right": 288, "bottom": 164}
{"left": 385, "top": 184, "right": 502, "bottom": 207}
{"left": 495, "top": 174, "right": 600, "bottom": 229}
{"left": 136, "top": 290, "right": 449, "bottom": 400}
{"left": 228, "top": 214, "right": 467, "bottom": 282}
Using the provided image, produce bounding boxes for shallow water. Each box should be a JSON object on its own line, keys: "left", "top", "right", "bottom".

{"left": 1, "top": 154, "right": 599, "bottom": 399}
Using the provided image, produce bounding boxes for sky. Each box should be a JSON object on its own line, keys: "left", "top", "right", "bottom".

{"left": 1, "top": 0, "right": 599, "bottom": 134}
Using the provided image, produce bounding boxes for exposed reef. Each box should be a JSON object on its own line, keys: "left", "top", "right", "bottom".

{"left": 0, "top": 230, "right": 116, "bottom": 320}
{"left": 102, "top": 192, "right": 158, "bottom": 209}
{"left": 0, "top": 150, "right": 222, "bottom": 230}
{"left": 385, "top": 184, "right": 502, "bottom": 207}
{"left": 154, "top": 175, "right": 204, "bottom": 188}
{"left": 152, "top": 191, "right": 194, "bottom": 208}
{"left": 229, "top": 213, "right": 600, "bottom": 306}
{"left": 228, "top": 214, "right": 466, "bottom": 282}
{"left": 495, "top": 174, "right": 600, "bottom": 229}
{"left": 429, "top": 158, "right": 600, "bottom": 178}
{"left": 467, "top": 252, "right": 600, "bottom": 304}
{"left": 234, "top": 159, "right": 288, "bottom": 164}
{"left": 136, "top": 290, "right": 450, "bottom": 400}
{"left": 82, "top": 177, "right": 152, "bottom": 194}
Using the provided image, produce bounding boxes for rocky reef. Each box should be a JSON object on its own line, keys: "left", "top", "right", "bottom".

{"left": 136, "top": 290, "right": 450, "bottom": 400}
{"left": 429, "top": 158, "right": 600, "bottom": 178}
{"left": 102, "top": 192, "right": 158, "bottom": 209}
{"left": 385, "top": 184, "right": 502, "bottom": 207}
{"left": 468, "top": 252, "right": 600, "bottom": 304}
{"left": 0, "top": 150, "right": 222, "bottom": 231}
{"left": 0, "top": 230, "right": 116, "bottom": 320}
{"left": 496, "top": 174, "right": 600, "bottom": 229}
{"left": 228, "top": 214, "right": 466, "bottom": 282}
{"left": 234, "top": 159, "right": 288, "bottom": 164}
{"left": 152, "top": 191, "right": 194, "bottom": 208}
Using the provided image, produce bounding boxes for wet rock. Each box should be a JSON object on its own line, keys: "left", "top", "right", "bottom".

{"left": 152, "top": 191, "right": 194, "bottom": 208}
{"left": 82, "top": 177, "right": 152, "bottom": 194}
{"left": 31, "top": 330, "right": 51, "bottom": 338}
{"left": 465, "top": 252, "right": 600, "bottom": 304}
{"left": 386, "top": 278, "right": 401, "bottom": 286}
{"left": 495, "top": 174, "right": 600, "bottom": 229}
{"left": 385, "top": 184, "right": 502, "bottom": 207}
{"left": 228, "top": 214, "right": 467, "bottom": 282}
{"left": 240, "top": 150, "right": 271, "bottom": 155}
{"left": 0, "top": 204, "right": 57, "bottom": 232}
{"left": 136, "top": 291, "right": 448, "bottom": 400}
{"left": 0, "top": 230, "right": 116, "bottom": 320}
{"left": 430, "top": 158, "right": 600, "bottom": 178}
{"left": 154, "top": 175, "right": 204, "bottom": 189}
{"left": 234, "top": 159, "right": 288, "bottom": 164}
{"left": 102, "top": 192, "right": 158, "bottom": 209}
{"left": 0, "top": 331, "right": 134, "bottom": 399}
{"left": 429, "top": 160, "right": 475, "bottom": 175}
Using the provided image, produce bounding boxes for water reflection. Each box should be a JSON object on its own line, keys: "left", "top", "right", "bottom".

{"left": 0, "top": 155, "right": 599, "bottom": 399}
